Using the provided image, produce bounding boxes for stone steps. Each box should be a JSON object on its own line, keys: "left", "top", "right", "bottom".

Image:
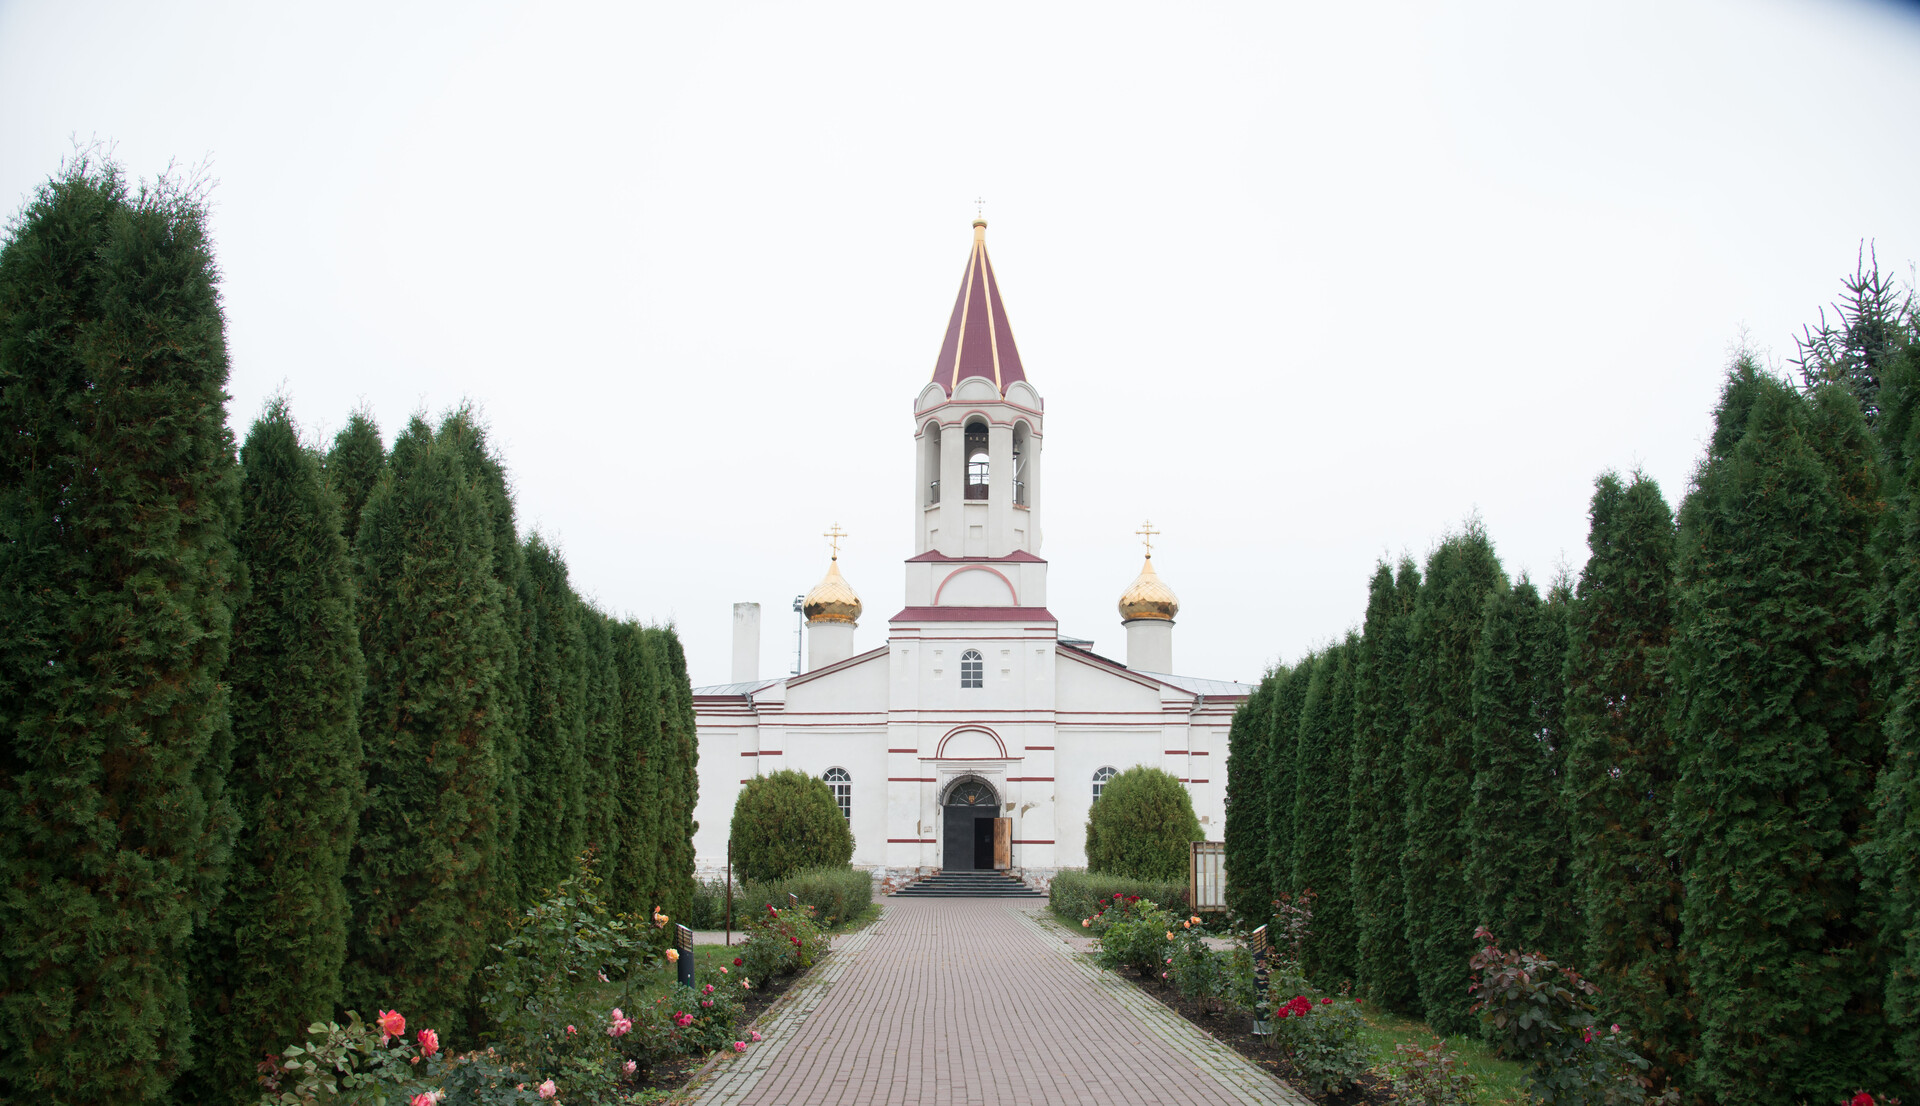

{"left": 890, "top": 872, "right": 1048, "bottom": 898}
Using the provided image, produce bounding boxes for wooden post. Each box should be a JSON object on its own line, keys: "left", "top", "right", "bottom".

{"left": 725, "top": 842, "right": 733, "bottom": 947}
{"left": 993, "top": 817, "right": 1011, "bottom": 870}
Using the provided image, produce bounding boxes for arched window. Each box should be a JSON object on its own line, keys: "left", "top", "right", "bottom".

{"left": 960, "top": 649, "right": 984, "bottom": 688}
{"left": 1092, "top": 765, "right": 1118, "bottom": 803}
{"left": 964, "top": 420, "right": 989, "bottom": 500}
{"left": 823, "top": 767, "right": 851, "bottom": 820}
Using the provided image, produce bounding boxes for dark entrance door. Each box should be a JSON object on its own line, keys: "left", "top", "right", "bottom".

{"left": 941, "top": 780, "right": 999, "bottom": 871}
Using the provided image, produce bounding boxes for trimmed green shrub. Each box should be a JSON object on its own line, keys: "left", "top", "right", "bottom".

{"left": 1091, "top": 898, "right": 1178, "bottom": 978}
{"left": 1049, "top": 870, "right": 1189, "bottom": 924}
{"left": 729, "top": 770, "right": 853, "bottom": 883}
{"left": 1403, "top": 525, "right": 1506, "bottom": 1037}
{"left": 1348, "top": 559, "right": 1421, "bottom": 1014}
{"left": 0, "top": 159, "right": 243, "bottom": 1102}
{"left": 1086, "top": 765, "right": 1202, "bottom": 881}
{"left": 1290, "top": 640, "right": 1358, "bottom": 989}
{"left": 687, "top": 867, "right": 873, "bottom": 931}
{"left": 1668, "top": 363, "right": 1892, "bottom": 1102}
{"left": 185, "top": 402, "right": 366, "bottom": 1105}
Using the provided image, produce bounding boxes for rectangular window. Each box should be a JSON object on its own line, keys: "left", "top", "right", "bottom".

{"left": 961, "top": 650, "right": 984, "bottom": 689}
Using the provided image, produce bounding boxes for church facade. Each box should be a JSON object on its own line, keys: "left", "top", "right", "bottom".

{"left": 689, "top": 220, "right": 1251, "bottom": 886}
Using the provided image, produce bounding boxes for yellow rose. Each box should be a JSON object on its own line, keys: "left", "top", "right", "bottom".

{"left": 665, "top": 948, "right": 679, "bottom": 962}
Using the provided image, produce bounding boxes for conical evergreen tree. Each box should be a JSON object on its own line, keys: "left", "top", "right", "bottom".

{"left": 1348, "top": 559, "right": 1421, "bottom": 1013}
{"left": 1467, "top": 578, "right": 1575, "bottom": 965}
{"left": 1225, "top": 673, "right": 1278, "bottom": 923}
{"left": 579, "top": 610, "right": 622, "bottom": 862}
{"left": 1402, "top": 526, "right": 1505, "bottom": 1036}
{"left": 0, "top": 161, "right": 242, "bottom": 1103}
{"left": 651, "top": 628, "right": 700, "bottom": 922}
{"left": 343, "top": 417, "right": 508, "bottom": 1034}
{"left": 606, "top": 622, "right": 662, "bottom": 917}
{"left": 1563, "top": 472, "right": 1689, "bottom": 1085}
{"left": 520, "top": 535, "right": 588, "bottom": 896}
{"left": 1291, "top": 639, "right": 1358, "bottom": 988}
{"left": 1265, "top": 660, "right": 1310, "bottom": 902}
{"left": 323, "top": 409, "right": 385, "bottom": 541}
{"left": 185, "top": 402, "right": 365, "bottom": 1105}
{"left": 1668, "top": 362, "right": 1892, "bottom": 1102}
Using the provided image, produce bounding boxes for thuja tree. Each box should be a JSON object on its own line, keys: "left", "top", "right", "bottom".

{"left": 649, "top": 628, "right": 700, "bottom": 922}
{"left": 1224, "top": 673, "right": 1278, "bottom": 922}
{"left": 1402, "top": 526, "right": 1505, "bottom": 1036}
{"left": 1348, "top": 559, "right": 1420, "bottom": 1014}
{"left": 0, "top": 161, "right": 242, "bottom": 1103}
{"left": 519, "top": 535, "right": 589, "bottom": 897}
{"left": 1290, "top": 639, "right": 1358, "bottom": 988}
{"left": 343, "top": 417, "right": 509, "bottom": 1033}
{"left": 730, "top": 770, "right": 851, "bottom": 882}
{"left": 1467, "top": 578, "right": 1576, "bottom": 965}
{"left": 578, "top": 610, "right": 622, "bottom": 864}
{"left": 1668, "top": 362, "right": 1892, "bottom": 1102}
{"left": 605, "top": 622, "right": 662, "bottom": 917}
{"left": 1562, "top": 471, "right": 1689, "bottom": 1085}
{"left": 1264, "top": 659, "right": 1310, "bottom": 903}
{"left": 1086, "top": 765, "right": 1203, "bottom": 881}
{"left": 185, "top": 403, "right": 366, "bottom": 1105}
{"left": 323, "top": 408, "right": 385, "bottom": 540}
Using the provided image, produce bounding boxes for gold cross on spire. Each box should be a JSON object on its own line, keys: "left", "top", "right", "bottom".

{"left": 1136, "top": 519, "right": 1160, "bottom": 556}
{"left": 974, "top": 196, "right": 985, "bottom": 218}
{"left": 824, "top": 523, "right": 847, "bottom": 560}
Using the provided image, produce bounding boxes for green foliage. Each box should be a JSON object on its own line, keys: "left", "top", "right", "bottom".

{"left": 257, "top": 1009, "right": 544, "bottom": 1106}
{"left": 1348, "top": 559, "right": 1421, "bottom": 1014}
{"left": 1049, "top": 870, "right": 1189, "bottom": 925}
{"left": 686, "top": 867, "right": 873, "bottom": 931}
{"left": 736, "top": 903, "right": 830, "bottom": 988}
{"left": 1562, "top": 472, "right": 1690, "bottom": 1086}
{"left": 1085, "top": 765, "right": 1202, "bottom": 881}
{"left": 1224, "top": 674, "right": 1276, "bottom": 923}
{"left": 1403, "top": 526, "right": 1506, "bottom": 1037}
{"left": 1468, "top": 578, "right": 1577, "bottom": 967}
{"left": 186, "top": 403, "right": 367, "bottom": 1105}
{"left": 1381, "top": 1036, "right": 1481, "bottom": 1106}
{"left": 649, "top": 629, "right": 700, "bottom": 923}
{"left": 342, "top": 416, "right": 509, "bottom": 1032}
{"left": 1290, "top": 641, "right": 1358, "bottom": 989}
{"left": 0, "top": 158, "right": 243, "bottom": 1102}
{"left": 1264, "top": 993, "right": 1372, "bottom": 1097}
{"left": 605, "top": 623, "right": 661, "bottom": 918}
{"left": 1091, "top": 898, "right": 1178, "bottom": 977}
{"left": 1668, "top": 362, "right": 1893, "bottom": 1102}
{"left": 321, "top": 409, "right": 384, "bottom": 542}
{"left": 1792, "top": 244, "right": 1913, "bottom": 424}
{"left": 728, "top": 770, "right": 853, "bottom": 883}
{"left": 1468, "top": 927, "right": 1652, "bottom": 1106}
{"left": 520, "top": 535, "right": 590, "bottom": 897}
{"left": 1264, "top": 662, "right": 1310, "bottom": 899}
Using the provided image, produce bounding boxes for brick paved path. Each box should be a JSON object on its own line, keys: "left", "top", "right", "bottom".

{"left": 689, "top": 898, "right": 1308, "bottom": 1106}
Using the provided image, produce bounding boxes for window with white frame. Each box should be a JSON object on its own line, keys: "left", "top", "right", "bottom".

{"left": 823, "top": 767, "right": 851, "bottom": 820}
{"left": 960, "top": 649, "right": 984, "bottom": 689}
{"left": 1092, "top": 765, "right": 1118, "bottom": 803}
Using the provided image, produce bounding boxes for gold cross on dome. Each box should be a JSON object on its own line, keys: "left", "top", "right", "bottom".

{"left": 974, "top": 196, "right": 985, "bottom": 218}
{"left": 1136, "top": 520, "right": 1160, "bottom": 556}
{"left": 824, "top": 523, "right": 847, "bottom": 559}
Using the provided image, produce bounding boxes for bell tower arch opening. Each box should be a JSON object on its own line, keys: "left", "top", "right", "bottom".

{"left": 939, "top": 775, "right": 1002, "bottom": 871}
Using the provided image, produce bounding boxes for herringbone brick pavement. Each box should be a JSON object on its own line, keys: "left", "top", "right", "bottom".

{"left": 688, "top": 898, "right": 1308, "bottom": 1106}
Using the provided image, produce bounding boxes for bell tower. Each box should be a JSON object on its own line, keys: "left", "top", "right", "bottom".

{"left": 912, "top": 219, "right": 1044, "bottom": 560}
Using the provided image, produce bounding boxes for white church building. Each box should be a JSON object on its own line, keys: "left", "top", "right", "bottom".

{"left": 689, "top": 220, "right": 1251, "bottom": 886}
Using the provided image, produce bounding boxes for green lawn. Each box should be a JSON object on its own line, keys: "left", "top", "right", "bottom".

{"left": 1351, "top": 1001, "right": 1529, "bottom": 1105}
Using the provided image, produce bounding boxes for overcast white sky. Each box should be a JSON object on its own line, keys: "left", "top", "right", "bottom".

{"left": 5, "top": 0, "right": 1919, "bottom": 686}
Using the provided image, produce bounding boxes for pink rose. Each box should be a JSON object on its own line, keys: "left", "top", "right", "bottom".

{"left": 703, "top": 984, "right": 715, "bottom": 995}
{"left": 415, "top": 1028, "right": 439, "bottom": 1057}
{"left": 673, "top": 1012, "right": 694, "bottom": 1028}
{"left": 377, "top": 1009, "right": 406, "bottom": 1043}
{"left": 624, "top": 1059, "right": 637, "bottom": 1075}
{"left": 733, "top": 1041, "right": 747, "bottom": 1052}
{"left": 408, "top": 1092, "right": 445, "bottom": 1106}
{"left": 750, "top": 1030, "right": 763, "bottom": 1042}
{"left": 565, "top": 1025, "right": 576, "bottom": 1036}
{"left": 537, "top": 1079, "right": 557, "bottom": 1099}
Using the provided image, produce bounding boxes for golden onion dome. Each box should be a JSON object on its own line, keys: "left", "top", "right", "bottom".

{"left": 803, "top": 557, "right": 863, "bottom": 624}
{"left": 1118, "top": 554, "right": 1179, "bottom": 622}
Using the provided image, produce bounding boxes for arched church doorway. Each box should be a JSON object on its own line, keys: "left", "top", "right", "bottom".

{"left": 941, "top": 776, "right": 1001, "bottom": 871}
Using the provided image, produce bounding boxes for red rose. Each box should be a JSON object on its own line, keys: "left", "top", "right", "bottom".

{"left": 734, "top": 957, "right": 744, "bottom": 967}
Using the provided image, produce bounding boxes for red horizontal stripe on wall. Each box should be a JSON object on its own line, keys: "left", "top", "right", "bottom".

{"left": 887, "top": 748, "right": 917, "bottom": 753}
{"left": 1005, "top": 776, "right": 1054, "bottom": 782}
{"left": 1190, "top": 750, "right": 1209, "bottom": 755}
{"left": 1163, "top": 750, "right": 1189, "bottom": 755}
{"left": 1010, "top": 839, "right": 1054, "bottom": 845}
{"left": 887, "top": 838, "right": 937, "bottom": 843}
{"left": 1177, "top": 778, "right": 1210, "bottom": 784}
{"left": 888, "top": 777, "right": 937, "bottom": 782}
{"left": 739, "top": 779, "right": 752, "bottom": 784}
{"left": 1024, "top": 745, "right": 1055, "bottom": 750}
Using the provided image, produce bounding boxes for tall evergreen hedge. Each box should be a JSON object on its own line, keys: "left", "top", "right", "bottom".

{"left": 606, "top": 622, "right": 660, "bottom": 917}
{"left": 1467, "top": 578, "right": 1575, "bottom": 963}
{"left": 1264, "top": 660, "right": 1309, "bottom": 900}
{"left": 0, "top": 162, "right": 242, "bottom": 1103}
{"left": 1668, "top": 363, "right": 1892, "bottom": 1101}
{"left": 1402, "top": 527, "right": 1505, "bottom": 1037}
{"left": 185, "top": 403, "right": 365, "bottom": 1104}
{"left": 1291, "top": 640, "right": 1358, "bottom": 988}
{"left": 1348, "top": 559, "right": 1421, "bottom": 1014}
{"left": 1563, "top": 472, "right": 1689, "bottom": 1084}
{"left": 323, "top": 409, "right": 385, "bottom": 540}
{"left": 652, "top": 629, "right": 700, "bottom": 922}
{"left": 520, "top": 536, "right": 589, "bottom": 897}
{"left": 342, "top": 417, "right": 508, "bottom": 1033}
{"left": 1224, "top": 674, "right": 1277, "bottom": 922}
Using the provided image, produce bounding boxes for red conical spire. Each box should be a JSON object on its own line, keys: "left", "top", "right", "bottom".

{"left": 931, "top": 219, "right": 1027, "bottom": 393}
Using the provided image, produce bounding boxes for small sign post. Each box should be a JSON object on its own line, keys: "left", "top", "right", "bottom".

{"left": 1248, "top": 924, "right": 1272, "bottom": 1036}
{"left": 788, "top": 892, "right": 800, "bottom": 912}
{"left": 1189, "top": 841, "right": 1226, "bottom": 913}
{"left": 675, "top": 923, "right": 694, "bottom": 989}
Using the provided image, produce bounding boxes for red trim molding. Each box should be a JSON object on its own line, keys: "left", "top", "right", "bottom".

{"left": 1010, "top": 839, "right": 1054, "bottom": 845}
{"left": 887, "top": 838, "right": 937, "bottom": 843}
{"left": 888, "top": 776, "right": 937, "bottom": 782}
{"left": 1024, "top": 745, "right": 1055, "bottom": 751}
{"left": 935, "top": 725, "right": 1008, "bottom": 759}
{"left": 1006, "top": 776, "right": 1054, "bottom": 782}
{"left": 887, "top": 748, "right": 918, "bottom": 753}
{"left": 740, "top": 750, "right": 784, "bottom": 757}
{"left": 1163, "top": 749, "right": 1189, "bottom": 755}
